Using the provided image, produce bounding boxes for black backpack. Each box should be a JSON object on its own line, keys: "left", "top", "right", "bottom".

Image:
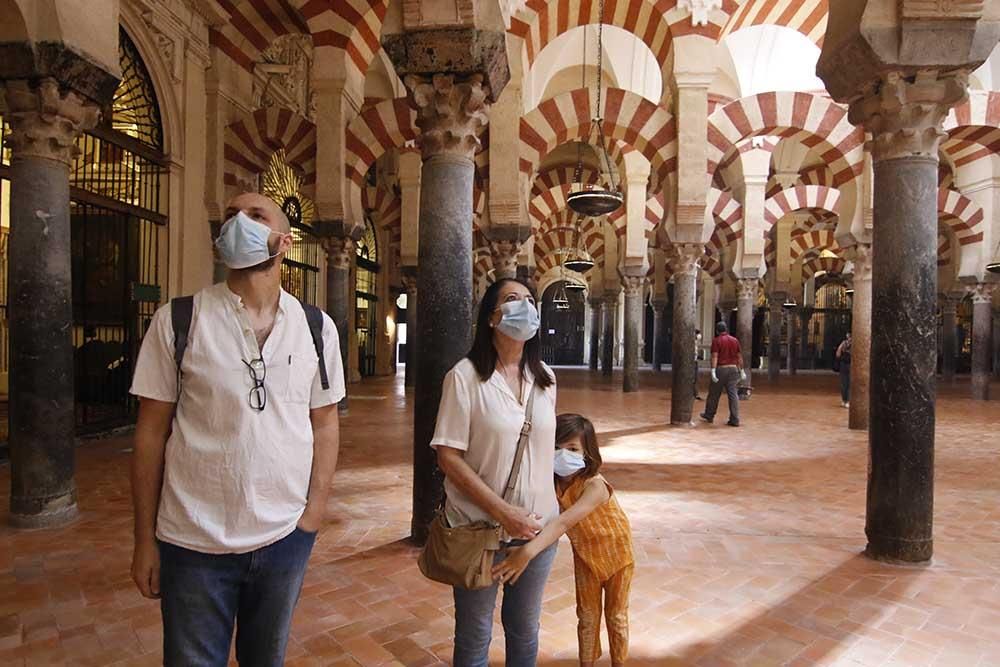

{"left": 170, "top": 295, "right": 329, "bottom": 392}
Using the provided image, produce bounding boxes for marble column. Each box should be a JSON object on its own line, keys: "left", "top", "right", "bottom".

{"left": 768, "top": 296, "right": 786, "bottom": 382}
{"left": 651, "top": 298, "right": 668, "bottom": 372}
{"left": 970, "top": 284, "right": 995, "bottom": 401}
{"left": 401, "top": 271, "right": 418, "bottom": 388}
{"left": 405, "top": 74, "right": 489, "bottom": 543}
{"left": 589, "top": 297, "right": 602, "bottom": 371}
{"left": 849, "top": 246, "right": 874, "bottom": 430}
{"left": 5, "top": 79, "right": 99, "bottom": 528}
{"left": 602, "top": 295, "right": 618, "bottom": 376}
{"left": 488, "top": 239, "right": 521, "bottom": 280}
{"left": 622, "top": 276, "right": 644, "bottom": 393}
{"left": 799, "top": 309, "right": 811, "bottom": 364}
{"left": 736, "top": 278, "right": 757, "bottom": 387}
{"left": 787, "top": 309, "right": 798, "bottom": 375}
{"left": 994, "top": 306, "right": 1000, "bottom": 379}
{"left": 940, "top": 294, "right": 959, "bottom": 383}
{"left": 670, "top": 245, "right": 702, "bottom": 425}
{"left": 321, "top": 236, "right": 354, "bottom": 414}
{"left": 860, "top": 72, "right": 966, "bottom": 563}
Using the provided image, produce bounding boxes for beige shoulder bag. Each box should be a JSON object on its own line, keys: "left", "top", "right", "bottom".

{"left": 418, "top": 385, "right": 537, "bottom": 590}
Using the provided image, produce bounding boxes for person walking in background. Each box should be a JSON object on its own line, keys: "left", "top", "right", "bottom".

{"left": 701, "top": 322, "right": 746, "bottom": 427}
{"left": 836, "top": 333, "right": 852, "bottom": 408}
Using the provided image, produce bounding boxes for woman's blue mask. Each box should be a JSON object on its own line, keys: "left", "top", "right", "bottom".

{"left": 215, "top": 211, "right": 281, "bottom": 270}
{"left": 496, "top": 298, "right": 540, "bottom": 341}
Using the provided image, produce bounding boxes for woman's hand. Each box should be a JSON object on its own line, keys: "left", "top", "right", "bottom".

{"left": 499, "top": 504, "right": 542, "bottom": 539}
{"left": 492, "top": 546, "right": 535, "bottom": 585}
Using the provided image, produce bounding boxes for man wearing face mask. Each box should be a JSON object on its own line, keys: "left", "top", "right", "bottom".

{"left": 128, "top": 192, "right": 346, "bottom": 666}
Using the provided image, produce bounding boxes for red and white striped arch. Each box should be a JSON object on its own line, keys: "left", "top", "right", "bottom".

{"left": 802, "top": 255, "right": 846, "bottom": 281}
{"left": 209, "top": 1, "right": 309, "bottom": 72}
{"left": 224, "top": 107, "right": 316, "bottom": 195}
{"left": 937, "top": 189, "right": 985, "bottom": 247}
{"left": 520, "top": 88, "right": 678, "bottom": 195}
{"left": 344, "top": 97, "right": 418, "bottom": 222}
{"left": 799, "top": 163, "right": 833, "bottom": 186}
{"left": 941, "top": 92, "right": 1000, "bottom": 170}
{"left": 530, "top": 166, "right": 601, "bottom": 201}
{"left": 298, "top": 0, "right": 388, "bottom": 80}
{"left": 763, "top": 185, "right": 841, "bottom": 225}
{"left": 938, "top": 228, "right": 953, "bottom": 269}
{"left": 719, "top": 0, "right": 828, "bottom": 47}
{"left": 706, "top": 187, "right": 744, "bottom": 245}
{"left": 604, "top": 193, "right": 663, "bottom": 240}
{"left": 790, "top": 229, "right": 842, "bottom": 261}
{"left": 707, "top": 92, "right": 864, "bottom": 188}
{"left": 363, "top": 185, "right": 401, "bottom": 245}
{"left": 533, "top": 226, "right": 605, "bottom": 277}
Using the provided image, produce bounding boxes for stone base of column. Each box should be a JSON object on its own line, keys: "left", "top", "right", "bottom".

{"left": 10, "top": 494, "right": 79, "bottom": 529}
{"left": 864, "top": 535, "right": 933, "bottom": 564}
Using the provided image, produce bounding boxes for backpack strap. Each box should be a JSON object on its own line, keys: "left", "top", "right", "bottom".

{"left": 301, "top": 302, "right": 330, "bottom": 391}
{"left": 170, "top": 296, "right": 195, "bottom": 401}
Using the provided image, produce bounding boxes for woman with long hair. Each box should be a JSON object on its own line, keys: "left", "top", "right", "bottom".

{"left": 431, "top": 278, "right": 558, "bottom": 666}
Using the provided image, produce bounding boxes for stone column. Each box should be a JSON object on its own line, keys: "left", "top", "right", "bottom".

{"left": 799, "top": 309, "right": 811, "bottom": 365}
{"left": 4, "top": 79, "right": 100, "bottom": 527}
{"left": 736, "top": 278, "right": 757, "bottom": 387}
{"left": 969, "top": 283, "right": 995, "bottom": 400}
{"left": 857, "top": 71, "right": 967, "bottom": 563}
{"left": 401, "top": 271, "right": 418, "bottom": 388}
{"left": 940, "top": 294, "right": 959, "bottom": 382}
{"left": 651, "top": 298, "right": 668, "bottom": 372}
{"left": 768, "top": 295, "right": 786, "bottom": 382}
{"left": 589, "top": 297, "right": 602, "bottom": 371}
{"left": 849, "top": 245, "right": 874, "bottom": 430}
{"left": 405, "top": 74, "right": 490, "bottom": 542}
{"left": 994, "top": 306, "right": 1000, "bottom": 379}
{"left": 787, "top": 308, "right": 798, "bottom": 375}
{"left": 488, "top": 238, "right": 522, "bottom": 281}
{"left": 602, "top": 294, "right": 618, "bottom": 376}
{"left": 670, "top": 245, "right": 702, "bottom": 425}
{"left": 622, "top": 276, "right": 644, "bottom": 392}
{"left": 320, "top": 235, "right": 355, "bottom": 413}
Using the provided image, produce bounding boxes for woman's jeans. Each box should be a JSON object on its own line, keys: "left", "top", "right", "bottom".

{"left": 158, "top": 527, "right": 316, "bottom": 667}
{"left": 840, "top": 366, "right": 851, "bottom": 403}
{"left": 453, "top": 542, "right": 558, "bottom": 667}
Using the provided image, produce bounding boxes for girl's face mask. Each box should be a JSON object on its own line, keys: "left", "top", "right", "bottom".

{"left": 215, "top": 211, "right": 282, "bottom": 270}
{"left": 554, "top": 448, "right": 586, "bottom": 478}
{"left": 496, "top": 298, "right": 540, "bottom": 342}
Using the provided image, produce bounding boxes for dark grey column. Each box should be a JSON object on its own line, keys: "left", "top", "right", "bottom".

{"left": 670, "top": 246, "right": 701, "bottom": 424}
{"left": 994, "top": 307, "right": 1000, "bottom": 379}
{"left": 940, "top": 295, "right": 959, "bottom": 382}
{"left": 602, "top": 295, "right": 617, "bottom": 376}
{"left": 4, "top": 79, "right": 102, "bottom": 528}
{"left": 850, "top": 247, "right": 873, "bottom": 431}
{"left": 320, "top": 236, "right": 354, "bottom": 414}
{"left": 768, "top": 296, "right": 785, "bottom": 382}
{"left": 622, "top": 276, "right": 644, "bottom": 392}
{"left": 970, "top": 285, "right": 994, "bottom": 401}
{"left": 588, "top": 297, "right": 602, "bottom": 371}
{"left": 787, "top": 307, "right": 798, "bottom": 375}
{"left": 651, "top": 299, "right": 667, "bottom": 372}
{"left": 799, "top": 309, "right": 811, "bottom": 363}
{"left": 736, "top": 278, "right": 756, "bottom": 387}
{"left": 867, "top": 154, "right": 939, "bottom": 563}
{"left": 402, "top": 272, "right": 418, "bottom": 388}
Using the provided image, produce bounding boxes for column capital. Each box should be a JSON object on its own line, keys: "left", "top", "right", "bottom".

{"left": 488, "top": 239, "right": 522, "bottom": 279}
{"left": 967, "top": 282, "right": 995, "bottom": 305}
{"left": 621, "top": 275, "right": 645, "bottom": 297}
{"left": 671, "top": 244, "right": 703, "bottom": 276}
{"left": 321, "top": 236, "right": 356, "bottom": 269}
{"left": 850, "top": 243, "right": 874, "bottom": 282}
{"left": 401, "top": 272, "right": 418, "bottom": 294}
{"left": 404, "top": 73, "right": 490, "bottom": 161}
{"left": 736, "top": 278, "right": 759, "bottom": 301}
{"left": 850, "top": 70, "right": 968, "bottom": 162}
{"left": 3, "top": 79, "right": 101, "bottom": 166}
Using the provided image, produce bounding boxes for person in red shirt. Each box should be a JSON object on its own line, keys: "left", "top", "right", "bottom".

{"left": 701, "top": 321, "right": 746, "bottom": 426}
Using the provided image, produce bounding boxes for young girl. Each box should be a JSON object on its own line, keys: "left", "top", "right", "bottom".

{"left": 492, "top": 413, "right": 634, "bottom": 667}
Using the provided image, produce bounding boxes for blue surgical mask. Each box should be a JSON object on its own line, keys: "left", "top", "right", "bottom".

{"left": 496, "top": 298, "right": 540, "bottom": 341}
{"left": 554, "top": 448, "right": 586, "bottom": 478}
{"left": 215, "top": 211, "right": 281, "bottom": 270}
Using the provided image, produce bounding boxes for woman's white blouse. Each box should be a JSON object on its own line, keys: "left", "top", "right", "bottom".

{"left": 431, "top": 358, "right": 559, "bottom": 532}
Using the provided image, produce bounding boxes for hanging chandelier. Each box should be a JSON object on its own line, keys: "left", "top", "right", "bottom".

{"left": 566, "top": 0, "right": 623, "bottom": 218}
{"left": 564, "top": 215, "right": 596, "bottom": 273}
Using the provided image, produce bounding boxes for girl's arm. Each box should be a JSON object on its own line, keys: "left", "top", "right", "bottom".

{"left": 492, "top": 476, "right": 611, "bottom": 584}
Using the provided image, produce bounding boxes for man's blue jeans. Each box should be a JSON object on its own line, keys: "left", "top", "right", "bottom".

{"left": 453, "top": 542, "right": 558, "bottom": 667}
{"left": 158, "top": 527, "right": 316, "bottom": 667}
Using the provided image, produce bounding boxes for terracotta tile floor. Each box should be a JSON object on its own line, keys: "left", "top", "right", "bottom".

{"left": 1, "top": 368, "right": 999, "bottom": 666}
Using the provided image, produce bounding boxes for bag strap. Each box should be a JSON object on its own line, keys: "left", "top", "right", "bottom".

{"left": 300, "top": 302, "right": 330, "bottom": 391}
{"left": 170, "top": 296, "right": 195, "bottom": 401}
{"left": 501, "top": 384, "right": 537, "bottom": 502}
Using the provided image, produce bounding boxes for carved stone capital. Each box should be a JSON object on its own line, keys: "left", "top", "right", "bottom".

{"left": 850, "top": 244, "right": 874, "bottom": 282}
{"left": 321, "top": 236, "right": 356, "bottom": 270}
{"left": 621, "top": 275, "right": 645, "bottom": 298}
{"left": 678, "top": 0, "right": 724, "bottom": 26}
{"left": 671, "top": 244, "right": 703, "bottom": 276}
{"left": 3, "top": 79, "right": 100, "bottom": 166}
{"left": 968, "top": 283, "right": 995, "bottom": 305}
{"left": 851, "top": 70, "right": 968, "bottom": 162}
{"left": 405, "top": 73, "right": 490, "bottom": 160}
{"left": 489, "top": 239, "right": 522, "bottom": 279}
{"left": 940, "top": 293, "right": 962, "bottom": 313}
{"left": 736, "top": 278, "right": 759, "bottom": 301}
{"left": 901, "top": 0, "right": 984, "bottom": 20}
